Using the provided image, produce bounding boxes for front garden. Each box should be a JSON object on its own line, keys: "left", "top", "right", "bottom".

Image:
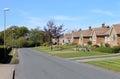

{"left": 33, "top": 44, "right": 120, "bottom": 58}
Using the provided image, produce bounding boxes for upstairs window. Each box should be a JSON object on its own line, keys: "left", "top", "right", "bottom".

{"left": 112, "top": 35, "right": 116, "bottom": 41}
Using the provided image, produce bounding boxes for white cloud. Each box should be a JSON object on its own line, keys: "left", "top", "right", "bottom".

{"left": 25, "top": 17, "right": 47, "bottom": 30}
{"left": 28, "top": 17, "right": 43, "bottom": 26}
{"left": 91, "top": 9, "right": 113, "bottom": 16}
{"left": 52, "top": 15, "right": 81, "bottom": 21}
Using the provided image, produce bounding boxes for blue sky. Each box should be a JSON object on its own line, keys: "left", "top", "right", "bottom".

{"left": 0, "top": 0, "right": 120, "bottom": 32}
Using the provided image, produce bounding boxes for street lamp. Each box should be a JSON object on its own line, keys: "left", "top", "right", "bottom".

{"left": 12, "top": 28, "right": 14, "bottom": 48}
{"left": 3, "top": 8, "right": 9, "bottom": 49}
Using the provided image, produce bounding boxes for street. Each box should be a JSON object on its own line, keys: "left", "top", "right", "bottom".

{"left": 15, "top": 48, "right": 120, "bottom": 79}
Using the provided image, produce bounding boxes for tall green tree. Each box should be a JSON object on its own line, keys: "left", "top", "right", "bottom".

{"left": 29, "top": 27, "right": 44, "bottom": 47}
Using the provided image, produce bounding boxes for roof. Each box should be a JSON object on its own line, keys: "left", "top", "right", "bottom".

{"left": 72, "top": 31, "right": 80, "bottom": 37}
{"left": 93, "top": 27, "right": 110, "bottom": 36}
{"left": 72, "top": 29, "right": 93, "bottom": 37}
{"left": 113, "top": 24, "right": 120, "bottom": 34}
{"left": 64, "top": 33, "right": 72, "bottom": 39}
{"left": 59, "top": 34, "right": 64, "bottom": 38}
{"left": 80, "top": 30, "right": 93, "bottom": 37}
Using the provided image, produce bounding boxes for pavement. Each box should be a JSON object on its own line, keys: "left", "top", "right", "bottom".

{"left": 15, "top": 48, "right": 120, "bottom": 79}
{"left": 0, "top": 64, "right": 15, "bottom": 79}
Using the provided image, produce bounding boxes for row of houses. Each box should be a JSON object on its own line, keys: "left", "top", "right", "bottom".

{"left": 59, "top": 23, "right": 120, "bottom": 47}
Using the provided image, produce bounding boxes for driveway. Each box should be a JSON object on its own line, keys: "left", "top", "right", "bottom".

{"left": 15, "top": 48, "right": 120, "bottom": 79}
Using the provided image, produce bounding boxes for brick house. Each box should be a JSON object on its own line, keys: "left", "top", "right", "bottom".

{"left": 72, "top": 31, "right": 80, "bottom": 44}
{"left": 59, "top": 33, "right": 72, "bottom": 45}
{"left": 59, "top": 23, "right": 120, "bottom": 47}
{"left": 92, "top": 24, "right": 111, "bottom": 46}
{"left": 64, "top": 33, "right": 72, "bottom": 44}
{"left": 79, "top": 27, "right": 93, "bottom": 46}
{"left": 59, "top": 34, "right": 64, "bottom": 45}
{"left": 110, "top": 24, "right": 120, "bottom": 47}
{"left": 72, "top": 27, "right": 93, "bottom": 46}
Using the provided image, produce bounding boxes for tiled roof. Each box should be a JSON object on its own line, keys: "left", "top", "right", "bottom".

{"left": 64, "top": 33, "right": 72, "bottom": 38}
{"left": 72, "top": 31, "right": 80, "bottom": 37}
{"left": 59, "top": 34, "right": 64, "bottom": 38}
{"left": 72, "top": 29, "right": 93, "bottom": 37}
{"left": 93, "top": 27, "right": 110, "bottom": 36}
{"left": 80, "top": 30, "right": 93, "bottom": 37}
{"left": 113, "top": 24, "right": 120, "bottom": 34}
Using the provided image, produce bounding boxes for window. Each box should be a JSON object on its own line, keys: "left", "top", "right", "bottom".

{"left": 105, "top": 36, "right": 110, "bottom": 41}
{"left": 63, "top": 40, "right": 64, "bottom": 43}
{"left": 112, "top": 35, "right": 116, "bottom": 41}
{"left": 89, "top": 37, "right": 92, "bottom": 41}
{"left": 68, "top": 39, "right": 70, "bottom": 43}
{"left": 92, "top": 36, "right": 96, "bottom": 41}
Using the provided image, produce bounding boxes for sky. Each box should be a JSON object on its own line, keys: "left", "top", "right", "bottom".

{"left": 0, "top": 0, "right": 120, "bottom": 32}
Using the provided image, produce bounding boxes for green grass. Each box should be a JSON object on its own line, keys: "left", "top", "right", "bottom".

{"left": 73, "top": 54, "right": 120, "bottom": 60}
{"left": 0, "top": 45, "right": 4, "bottom": 48}
{"left": 33, "top": 46, "right": 109, "bottom": 58}
{"left": 10, "top": 48, "right": 18, "bottom": 64}
{"left": 87, "top": 58, "right": 120, "bottom": 72}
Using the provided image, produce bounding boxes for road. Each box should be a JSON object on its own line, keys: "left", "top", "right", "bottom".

{"left": 15, "top": 48, "right": 120, "bottom": 79}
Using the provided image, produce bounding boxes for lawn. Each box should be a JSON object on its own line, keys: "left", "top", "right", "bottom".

{"left": 0, "top": 45, "right": 4, "bottom": 48}
{"left": 87, "top": 58, "right": 120, "bottom": 72}
{"left": 73, "top": 53, "right": 120, "bottom": 60}
{"left": 33, "top": 46, "right": 109, "bottom": 58}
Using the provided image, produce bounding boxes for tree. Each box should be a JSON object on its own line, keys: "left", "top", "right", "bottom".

{"left": 44, "top": 20, "right": 64, "bottom": 50}
{"left": 29, "top": 27, "right": 44, "bottom": 47}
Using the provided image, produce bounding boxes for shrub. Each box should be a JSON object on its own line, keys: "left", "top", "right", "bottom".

{"left": 112, "top": 46, "right": 120, "bottom": 53}
{"left": 96, "top": 46, "right": 113, "bottom": 53}
{"left": 43, "top": 42, "right": 50, "bottom": 46}
{"left": 105, "top": 43, "right": 110, "bottom": 47}
{"left": 92, "top": 45, "right": 100, "bottom": 48}
{"left": 87, "top": 41, "right": 92, "bottom": 46}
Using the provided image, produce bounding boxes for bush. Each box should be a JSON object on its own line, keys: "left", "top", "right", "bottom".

{"left": 105, "top": 43, "right": 110, "bottom": 47}
{"left": 0, "top": 47, "right": 12, "bottom": 62}
{"left": 87, "top": 41, "right": 92, "bottom": 45}
{"left": 93, "top": 45, "right": 100, "bottom": 48}
{"left": 43, "top": 42, "right": 50, "bottom": 46}
{"left": 112, "top": 46, "right": 120, "bottom": 53}
{"left": 96, "top": 46, "right": 113, "bottom": 53}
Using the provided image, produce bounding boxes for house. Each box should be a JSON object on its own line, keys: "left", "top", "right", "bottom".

{"left": 64, "top": 33, "right": 72, "bottom": 44}
{"left": 92, "top": 23, "right": 111, "bottom": 46}
{"left": 72, "top": 31, "right": 80, "bottom": 44}
{"left": 59, "top": 34, "right": 64, "bottom": 45}
{"left": 110, "top": 24, "right": 120, "bottom": 47}
{"left": 59, "top": 33, "right": 72, "bottom": 45}
{"left": 72, "top": 27, "right": 93, "bottom": 46}
{"left": 79, "top": 27, "right": 93, "bottom": 46}
{"left": 59, "top": 23, "right": 120, "bottom": 47}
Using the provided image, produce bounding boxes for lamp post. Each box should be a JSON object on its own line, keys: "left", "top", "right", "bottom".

{"left": 12, "top": 28, "right": 14, "bottom": 48}
{"left": 3, "top": 8, "right": 9, "bottom": 56}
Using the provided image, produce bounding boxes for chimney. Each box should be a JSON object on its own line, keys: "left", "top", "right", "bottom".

{"left": 79, "top": 29, "right": 82, "bottom": 31}
{"left": 102, "top": 23, "right": 105, "bottom": 28}
{"left": 89, "top": 26, "right": 92, "bottom": 30}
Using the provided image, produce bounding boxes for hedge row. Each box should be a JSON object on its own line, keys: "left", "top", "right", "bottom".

{"left": 0, "top": 47, "right": 12, "bottom": 61}
{"left": 96, "top": 46, "right": 120, "bottom": 53}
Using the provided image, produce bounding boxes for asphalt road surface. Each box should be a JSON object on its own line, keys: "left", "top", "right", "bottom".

{"left": 15, "top": 48, "right": 120, "bottom": 79}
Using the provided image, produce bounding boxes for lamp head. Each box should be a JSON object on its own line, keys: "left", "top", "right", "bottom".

{"left": 3, "top": 8, "right": 9, "bottom": 11}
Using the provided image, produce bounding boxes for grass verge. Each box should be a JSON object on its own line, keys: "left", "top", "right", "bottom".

{"left": 10, "top": 48, "right": 19, "bottom": 64}
{"left": 73, "top": 53, "right": 120, "bottom": 60}
{"left": 33, "top": 46, "right": 109, "bottom": 58}
{"left": 87, "top": 58, "right": 120, "bottom": 72}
